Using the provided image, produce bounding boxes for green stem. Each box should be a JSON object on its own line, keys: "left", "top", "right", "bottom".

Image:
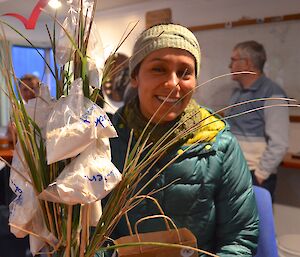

{"left": 81, "top": 56, "right": 89, "bottom": 98}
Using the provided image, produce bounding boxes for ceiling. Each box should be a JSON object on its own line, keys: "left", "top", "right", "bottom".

{"left": 0, "top": 0, "right": 150, "bottom": 20}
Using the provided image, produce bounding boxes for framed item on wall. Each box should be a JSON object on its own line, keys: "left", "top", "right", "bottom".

{"left": 145, "top": 8, "right": 172, "bottom": 29}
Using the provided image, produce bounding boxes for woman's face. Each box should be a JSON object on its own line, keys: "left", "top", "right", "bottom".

{"left": 131, "top": 48, "right": 197, "bottom": 123}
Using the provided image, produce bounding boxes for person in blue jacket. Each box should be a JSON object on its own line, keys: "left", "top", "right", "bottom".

{"left": 108, "top": 23, "right": 259, "bottom": 256}
{"left": 226, "top": 40, "right": 289, "bottom": 199}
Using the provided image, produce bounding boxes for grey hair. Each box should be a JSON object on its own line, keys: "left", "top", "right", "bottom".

{"left": 234, "top": 41, "right": 266, "bottom": 72}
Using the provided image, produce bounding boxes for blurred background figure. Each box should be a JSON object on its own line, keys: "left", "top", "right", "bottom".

{"left": 225, "top": 40, "right": 289, "bottom": 200}
{"left": 6, "top": 74, "right": 41, "bottom": 143}
{"left": 18, "top": 74, "right": 41, "bottom": 103}
{"left": 102, "top": 53, "right": 132, "bottom": 115}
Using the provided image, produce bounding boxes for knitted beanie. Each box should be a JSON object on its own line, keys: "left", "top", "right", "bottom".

{"left": 129, "top": 24, "right": 201, "bottom": 78}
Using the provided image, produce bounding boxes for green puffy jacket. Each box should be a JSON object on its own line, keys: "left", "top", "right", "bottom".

{"left": 109, "top": 106, "right": 259, "bottom": 256}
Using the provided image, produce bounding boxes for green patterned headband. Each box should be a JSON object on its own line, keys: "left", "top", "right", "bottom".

{"left": 129, "top": 23, "right": 201, "bottom": 78}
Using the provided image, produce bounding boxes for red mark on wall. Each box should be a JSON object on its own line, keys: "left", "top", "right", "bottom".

{"left": 2, "top": 0, "right": 49, "bottom": 30}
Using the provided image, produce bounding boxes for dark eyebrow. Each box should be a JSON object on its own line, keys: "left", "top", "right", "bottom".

{"left": 148, "top": 57, "right": 165, "bottom": 63}
{"left": 147, "top": 57, "right": 195, "bottom": 72}
{"left": 149, "top": 57, "right": 193, "bottom": 66}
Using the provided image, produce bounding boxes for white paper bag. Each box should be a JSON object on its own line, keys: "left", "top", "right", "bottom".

{"left": 25, "top": 84, "right": 55, "bottom": 138}
{"left": 89, "top": 200, "right": 102, "bottom": 227}
{"left": 9, "top": 142, "right": 38, "bottom": 238}
{"left": 40, "top": 138, "right": 121, "bottom": 205}
{"left": 46, "top": 78, "right": 117, "bottom": 164}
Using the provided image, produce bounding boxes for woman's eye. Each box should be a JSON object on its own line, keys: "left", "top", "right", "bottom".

{"left": 178, "top": 69, "right": 192, "bottom": 78}
{"left": 152, "top": 67, "right": 165, "bottom": 73}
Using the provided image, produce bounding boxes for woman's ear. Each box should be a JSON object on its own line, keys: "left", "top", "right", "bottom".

{"left": 131, "top": 77, "right": 138, "bottom": 88}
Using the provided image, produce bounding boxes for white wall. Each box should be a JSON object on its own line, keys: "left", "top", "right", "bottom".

{"left": 3, "top": 0, "right": 300, "bottom": 56}
{"left": 1, "top": 18, "right": 54, "bottom": 47}
{"left": 93, "top": 0, "right": 300, "bottom": 54}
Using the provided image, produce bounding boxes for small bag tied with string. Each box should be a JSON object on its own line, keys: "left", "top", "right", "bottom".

{"left": 45, "top": 78, "right": 117, "bottom": 164}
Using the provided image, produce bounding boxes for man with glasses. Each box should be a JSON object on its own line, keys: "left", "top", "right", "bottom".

{"left": 225, "top": 40, "right": 289, "bottom": 200}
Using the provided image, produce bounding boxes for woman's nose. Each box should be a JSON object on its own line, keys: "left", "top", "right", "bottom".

{"left": 164, "top": 72, "right": 179, "bottom": 88}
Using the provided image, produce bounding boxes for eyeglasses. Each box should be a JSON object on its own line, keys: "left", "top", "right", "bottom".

{"left": 230, "top": 57, "right": 247, "bottom": 64}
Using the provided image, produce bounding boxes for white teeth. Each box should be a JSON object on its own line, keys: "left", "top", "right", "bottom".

{"left": 157, "top": 96, "right": 178, "bottom": 103}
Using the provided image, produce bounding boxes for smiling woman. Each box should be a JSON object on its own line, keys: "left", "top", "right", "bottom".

{"left": 131, "top": 48, "right": 196, "bottom": 123}
{"left": 106, "top": 23, "right": 259, "bottom": 257}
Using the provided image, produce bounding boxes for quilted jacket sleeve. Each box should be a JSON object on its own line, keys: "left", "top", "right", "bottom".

{"left": 214, "top": 131, "right": 259, "bottom": 256}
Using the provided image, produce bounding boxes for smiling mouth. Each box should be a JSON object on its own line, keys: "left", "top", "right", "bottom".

{"left": 156, "top": 96, "right": 180, "bottom": 103}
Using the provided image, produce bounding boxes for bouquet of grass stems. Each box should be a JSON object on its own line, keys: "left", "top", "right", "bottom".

{"left": 0, "top": 1, "right": 298, "bottom": 257}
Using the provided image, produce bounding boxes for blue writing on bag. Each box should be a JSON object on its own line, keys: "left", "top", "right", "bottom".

{"left": 94, "top": 113, "right": 112, "bottom": 128}
{"left": 80, "top": 104, "right": 97, "bottom": 124}
{"left": 15, "top": 194, "right": 23, "bottom": 205}
{"left": 11, "top": 180, "right": 23, "bottom": 195}
{"left": 10, "top": 179, "right": 24, "bottom": 205}
{"left": 80, "top": 104, "right": 113, "bottom": 128}
{"left": 84, "top": 170, "right": 114, "bottom": 183}
{"left": 81, "top": 118, "right": 90, "bottom": 124}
